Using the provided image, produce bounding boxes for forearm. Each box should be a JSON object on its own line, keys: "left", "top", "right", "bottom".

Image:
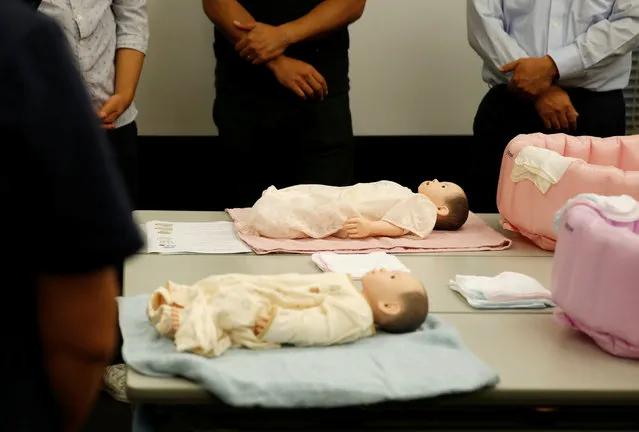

{"left": 371, "top": 220, "right": 406, "bottom": 238}
{"left": 280, "top": 0, "right": 366, "bottom": 45}
{"left": 467, "top": 0, "right": 529, "bottom": 74}
{"left": 202, "top": 0, "right": 255, "bottom": 44}
{"left": 114, "top": 48, "right": 145, "bottom": 100}
{"left": 112, "top": 0, "right": 149, "bottom": 74}
{"left": 260, "top": 307, "right": 326, "bottom": 345}
{"left": 548, "top": 3, "right": 639, "bottom": 80}
{"left": 38, "top": 268, "right": 120, "bottom": 431}
{"left": 45, "top": 350, "right": 113, "bottom": 431}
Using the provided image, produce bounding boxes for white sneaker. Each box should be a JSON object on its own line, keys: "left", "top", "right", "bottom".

{"left": 103, "top": 364, "right": 130, "bottom": 403}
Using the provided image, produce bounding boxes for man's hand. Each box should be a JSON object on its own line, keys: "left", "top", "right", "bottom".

{"left": 98, "top": 93, "right": 133, "bottom": 130}
{"left": 535, "top": 86, "right": 579, "bottom": 131}
{"left": 254, "top": 314, "right": 270, "bottom": 336}
{"left": 234, "top": 21, "right": 291, "bottom": 64}
{"left": 500, "top": 56, "right": 559, "bottom": 99}
{"left": 267, "top": 56, "right": 328, "bottom": 100}
{"left": 343, "top": 217, "right": 372, "bottom": 239}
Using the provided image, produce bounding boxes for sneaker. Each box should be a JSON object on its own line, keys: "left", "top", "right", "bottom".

{"left": 103, "top": 363, "right": 130, "bottom": 403}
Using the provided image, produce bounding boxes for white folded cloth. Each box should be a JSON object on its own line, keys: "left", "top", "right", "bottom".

{"left": 511, "top": 146, "right": 580, "bottom": 193}
{"left": 449, "top": 271, "right": 554, "bottom": 309}
{"left": 554, "top": 193, "right": 639, "bottom": 231}
{"left": 311, "top": 252, "right": 410, "bottom": 279}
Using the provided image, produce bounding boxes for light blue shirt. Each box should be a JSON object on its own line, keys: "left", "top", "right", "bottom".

{"left": 39, "top": 0, "right": 149, "bottom": 128}
{"left": 467, "top": 0, "right": 639, "bottom": 92}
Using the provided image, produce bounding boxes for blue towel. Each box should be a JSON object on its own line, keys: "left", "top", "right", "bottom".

{"left": 119, "top": 295, "right": 499, "bottom": 408}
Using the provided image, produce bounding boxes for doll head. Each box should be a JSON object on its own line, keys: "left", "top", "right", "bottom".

{"left": 418, "top": 180, "right": 469, "bottom": 230}
{"left": 361, "top": 269, "right": 429, "bottom": 333}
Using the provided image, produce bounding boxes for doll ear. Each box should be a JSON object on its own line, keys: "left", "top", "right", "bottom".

{"left": 436, "top": 205, "right": 450, "bottom": 217}
{"left": 378, "top": 301, "right": 401, "bottom": 316}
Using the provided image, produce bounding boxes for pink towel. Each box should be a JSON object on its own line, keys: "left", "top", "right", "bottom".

{"left": 226, "top": 209, "right": 512, "bottom": 255}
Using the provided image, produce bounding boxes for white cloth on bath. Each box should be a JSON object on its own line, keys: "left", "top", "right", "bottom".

{"left": 238, "top": 181, "right": 438, "bottom": 239}
{"left": 147, "top": 273, "right": 375, "bottom": 357}
{"left": 511, "top": 146, "right": 582, "bottom": 193}
{"left": 448, "top": 272, "right": 554, "bottom": 309}
{"left": 311, "top": 252, "right": 410, "bottom": 279}
{"left": 554, "top": 193, "right": 639, "bottom": 231}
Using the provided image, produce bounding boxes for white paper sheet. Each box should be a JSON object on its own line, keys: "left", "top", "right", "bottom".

{"left": 145, "top": 220, "right": 251, "bottom": 254}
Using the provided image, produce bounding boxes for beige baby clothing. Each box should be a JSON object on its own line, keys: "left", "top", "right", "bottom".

{"left": 238, "top": 181, "right": 438, "bottom": 239}
{"left": 147, "top": 273, "right": 375, "bottom": 357}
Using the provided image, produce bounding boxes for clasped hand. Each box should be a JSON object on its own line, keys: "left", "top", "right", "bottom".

{"left": 234, "top": 21, "right": 290, "bottom": 65}
{"left": 269, "top": 56, "right": 328, "bottom": 100}
{"left": 501, "top": 56, "right": 577, "bottom": 131}
{"left": 500, "top": 56, "right": 558, "bottom": 100}
{"left": 98, "top": 92, "right": 133, "bottom": 129}
{"left": 234, "top": 21, "right": 328, "bottom": 100}
{"left": 534, "top": 86, "right": 579, "bottom": 131}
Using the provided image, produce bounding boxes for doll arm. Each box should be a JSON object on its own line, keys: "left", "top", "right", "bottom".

{"left": 369, "top": 220, "right": 406, "bottom": 237}
{"left": 173, "top": 292, "right": 232, "bottom": 357}
{"left": 342, "top": 218, "right": 407, "bottom": 239}
{"left": 257, "top": 299, "right": 373, "bottom": 346}
{"left": 381, "top": 194, "right": 438, "bottom": 239}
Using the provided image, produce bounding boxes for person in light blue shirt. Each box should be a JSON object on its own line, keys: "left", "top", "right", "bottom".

{"left": 37, "top": 0, "right": 149, "bottom": 210}
{"left": 466, "top": 0, "right": 639, "bottom": 212}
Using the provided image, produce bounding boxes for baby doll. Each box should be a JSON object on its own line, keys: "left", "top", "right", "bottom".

{"left": 148, "top": 269, "right": 429, "bottom": 357}
{"left": 237, "top": 179, "right": 469, "bottom": 240}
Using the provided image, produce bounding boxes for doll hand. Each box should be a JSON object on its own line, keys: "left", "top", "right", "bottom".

{"left": 253, "top": 314, "right": 270, "bottom": 336}
{"left": 343, "top": 217, "right": 372, "bottom": 238}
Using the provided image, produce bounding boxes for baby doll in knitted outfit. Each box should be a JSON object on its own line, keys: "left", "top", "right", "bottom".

{"left": 148, "top": 269, "right": 428, "bottom": 357}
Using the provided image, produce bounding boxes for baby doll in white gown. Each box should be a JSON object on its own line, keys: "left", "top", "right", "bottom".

{"left": 237, "top": 179, "right": 469, "bottom": 240}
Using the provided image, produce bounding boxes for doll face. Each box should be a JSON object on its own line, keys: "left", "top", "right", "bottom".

{"left": 418, "top": 180, "right": 465, "bottom": 215}
{"left": 361, "top": 269, "right": 424, "bottom": 321}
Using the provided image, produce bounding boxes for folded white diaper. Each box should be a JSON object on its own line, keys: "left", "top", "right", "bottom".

{"left": 511, "top": 146, "right": 581, "bottom": 194}
{"left": 449, "top": 271, "right": 554, "bottom": 309}
{"left": 311, "top": 252, "right": 410, "bottom": 279}
{"left": 554, "top": 193, "right": 639, "bottom": 231}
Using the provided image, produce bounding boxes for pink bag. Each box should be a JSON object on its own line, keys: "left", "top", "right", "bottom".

{"left": 551, "top": 200, "right": 639, "bottom": 358}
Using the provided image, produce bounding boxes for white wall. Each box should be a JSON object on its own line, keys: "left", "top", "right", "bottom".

{"left": 135, "top": 0, "right": 489, "bottom": 137}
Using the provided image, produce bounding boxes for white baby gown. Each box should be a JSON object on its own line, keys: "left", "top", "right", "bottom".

{"left": 239, "top": 181, "right": 438, "bottom": 239}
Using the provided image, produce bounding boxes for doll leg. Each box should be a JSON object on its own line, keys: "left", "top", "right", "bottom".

{"left": 150, "top": 304, "right": 183, "bottom": 338}
{"left": 148, "top": 288, "right": 184, "bottom": 337}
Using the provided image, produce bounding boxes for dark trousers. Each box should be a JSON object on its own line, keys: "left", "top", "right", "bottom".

{"left": 213, "top": 91, "right": 355, "bottom": 209}
{"left": 106, "top": 121, "right": 139, "bottom": 210}
{"left": 105, "top": 120, "right": 139, "bottom": 365}
{"left": 470, "top": 85, "right": 626, "bottom": 213}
